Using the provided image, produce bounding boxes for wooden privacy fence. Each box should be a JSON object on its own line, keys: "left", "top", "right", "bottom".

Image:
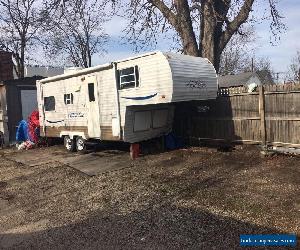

{"left": 174, "top": 84, "right": 300, "bottom": 148}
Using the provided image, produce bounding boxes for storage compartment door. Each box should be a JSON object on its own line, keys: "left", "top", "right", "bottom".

{"left": 152, "top": 109, "right": 168, "bottom": 128}
{"left": 134, "top": 111, "right": 152, "bottom": 132}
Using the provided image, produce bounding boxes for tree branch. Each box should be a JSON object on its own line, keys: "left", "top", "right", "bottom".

{"left": 219, "top": 0, "right": 255, "bottom": 51}
{"left": 148, "top": 0, "right": 178, "bottom": 30}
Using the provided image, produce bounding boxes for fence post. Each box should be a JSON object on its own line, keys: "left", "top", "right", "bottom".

{"left": 259, "top": 85, "right": 267, "bottom": 147}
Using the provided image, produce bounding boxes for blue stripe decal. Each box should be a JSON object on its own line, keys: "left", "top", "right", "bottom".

{"left": 121, "top": 93, "right": 157, "bottom": 100}
{"left": 46, "top": 119, "right": 64, "bottom": 123}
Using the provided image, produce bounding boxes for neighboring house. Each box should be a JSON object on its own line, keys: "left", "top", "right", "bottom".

{"left": 256, "top": 70, "right": 275, "bottom": 85}
{"left": 0, "top": 76, "right": 44, "bottom": 144}
{"left": 14, "top": 65, "right": 64, "bottom": 79}
{"left": 218, "top": 71, "right": 274, "bottom": 89}
{"left": 64, "top": 67, "right": 83, "bottom": 74}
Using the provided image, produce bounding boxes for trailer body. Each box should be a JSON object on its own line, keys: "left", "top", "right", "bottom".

{"left": 37, "top": 51, "right": 218, "bottom": 146}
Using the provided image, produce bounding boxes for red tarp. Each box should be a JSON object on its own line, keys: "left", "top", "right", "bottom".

{"left": 28, "top": 110, "right": 40, "bottom": 143}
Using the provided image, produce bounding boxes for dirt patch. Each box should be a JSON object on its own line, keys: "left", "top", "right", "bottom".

{"left": 0, "top": 181, "right": 8, "bottom": 189}
{"left": 0, "top": 144, "right": 299, "bottom": 249}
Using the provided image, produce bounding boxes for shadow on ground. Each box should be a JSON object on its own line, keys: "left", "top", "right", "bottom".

{"left": 0, "top": 204, "right": 287, "bottom": 250}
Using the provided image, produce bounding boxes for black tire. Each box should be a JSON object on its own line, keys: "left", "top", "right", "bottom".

{"left": 64, "top": 136, "right": 76, "bottom": 152}
{"left": 76, "top": 136, "right": 87, "bottom": 154}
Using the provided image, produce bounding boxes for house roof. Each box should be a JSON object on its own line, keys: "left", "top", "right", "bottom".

{"left": 218, "top": 72, "right": 258, "bottom": 88}
{"left": 256, "top": 70, "right": 275, "bottom": 85}
{"left": 218, "top": 70, "right": 275, "bottom": 88}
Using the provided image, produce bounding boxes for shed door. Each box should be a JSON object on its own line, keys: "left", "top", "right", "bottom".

{"left": 21, "top": 90, "right": 37, "bottom": 119}
{"left": 85, "top": 76, "right": 101, "bottom": 138}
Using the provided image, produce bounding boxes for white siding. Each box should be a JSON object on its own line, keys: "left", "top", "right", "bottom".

{"left": 39, "top": 76, "right": 88, "bottom": 129}
{"left": 246, "top": 76, "right": 262, "bottom": 86}
{"left": 164, "top": 52, "right": 218, "bottom": 102}
{"left": 117, "top": 53, "right": 172, "bottom": 129}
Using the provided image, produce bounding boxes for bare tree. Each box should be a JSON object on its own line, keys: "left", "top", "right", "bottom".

{"left": 247, "top": 56, "right": 273, "bottom": 72}
{"left": 220, "top": 38, "right": 275, "bottom": 85}
{"left": 117, "top": 0, "right": 285, "bottom": 73}
{"left": 42, "top": 0, "right": 109, "bottom": 68}
{"left": 219, "top": 26, "right": 256, "bottom": 75}
{"left": 0, "top": 0, "right": 43, "bottom": 78}
{"left": 285, "top": 51, "right": 300, "bottom": 83}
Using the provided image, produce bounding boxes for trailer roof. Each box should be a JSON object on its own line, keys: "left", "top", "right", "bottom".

{"left": 39, "top": 51, "right": 161, "bottom": 84}
{"left": 39, "top": 63, "right": 112, "bottom": 84}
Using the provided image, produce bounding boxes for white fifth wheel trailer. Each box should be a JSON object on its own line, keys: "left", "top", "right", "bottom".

{"left": 37, "top": 51, "right": 218, "bottom": 152}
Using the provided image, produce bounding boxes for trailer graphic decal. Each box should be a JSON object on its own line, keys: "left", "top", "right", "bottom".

{"left": 121, "top": 93, "right": 157, "bottom": 100}
{"left": 68, "top": 112, "right": 84, "bottom": 118}
{"left": 186, "top": 80, "right": 207, "bottom": 89}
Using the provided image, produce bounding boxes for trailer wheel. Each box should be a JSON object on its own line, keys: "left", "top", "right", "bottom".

{"left": 76, "top": 136, "right": 87, "bottom": 154}
{"left": 64, "top": 136, "right": 76, "bottom": 152}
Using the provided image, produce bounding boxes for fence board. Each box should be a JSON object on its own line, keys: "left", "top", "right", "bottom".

{"left": 174, "top": 84, "right": 300, "bottom": 147}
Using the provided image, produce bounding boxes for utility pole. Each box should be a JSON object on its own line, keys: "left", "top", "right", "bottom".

{"left": 274, "top": 72, "right": 287, "bottom": 84}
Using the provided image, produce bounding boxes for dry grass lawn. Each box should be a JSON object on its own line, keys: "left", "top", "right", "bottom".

{"left": 0, "top": 145, "right": 299, "bottom": 249}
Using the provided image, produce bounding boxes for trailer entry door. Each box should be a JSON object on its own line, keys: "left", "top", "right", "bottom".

{"left": 85, "top": 76, "right": 101, "bottom": 138}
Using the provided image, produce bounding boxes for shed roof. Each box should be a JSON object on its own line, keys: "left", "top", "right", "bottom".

{"left": 0, "top": 75, "right": 44, "bottom": 86}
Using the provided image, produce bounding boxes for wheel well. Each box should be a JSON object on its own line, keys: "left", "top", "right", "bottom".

{"left": 60, "top": 132, "right": 87, "bottom": 140}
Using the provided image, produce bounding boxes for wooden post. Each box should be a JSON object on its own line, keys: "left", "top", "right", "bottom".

{"left": 259, "top": 85, "right": 267, "bottom": 147}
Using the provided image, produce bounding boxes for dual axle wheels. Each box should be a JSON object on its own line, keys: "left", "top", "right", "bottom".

{"left": 64, "top": 136, "right": 87, "bottom": 153}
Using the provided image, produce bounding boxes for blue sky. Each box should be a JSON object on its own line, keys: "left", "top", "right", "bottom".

{"left": 94, "top": 0, "right": 299, "bottom": 76}
{"left": 253, "top": 0, "right": 300, "bottom": 74}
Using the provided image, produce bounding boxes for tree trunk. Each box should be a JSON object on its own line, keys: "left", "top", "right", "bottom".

{"left": 198, "top": 0, "right": 230, "bottom": 73}
{"left": 87, "top": 50, "right": 92, "bottom": 67}
{"left": 174, "top": 0, "right": 199, "bottom": 56}
{"left": 151, "top": 0, "right": 199, "bottom": 56}
{"left": 13, "top": 54, "right": 23, "bottom": 79}
{"left": 150, "top": 0, "right": 255, "bottom": 73}
{"left": 19, "top": 38, "right": 26, "bottom": 78}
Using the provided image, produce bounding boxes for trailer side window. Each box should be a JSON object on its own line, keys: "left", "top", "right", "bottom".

{"left": 118, "top": 66, "right": 139, "bottom": 89}
{"left": 44, "top": 96, "right": 55, "bottom": 111}
{"left": 64, "top": 93, "right": 74, "bottom": 105}
{"left": 88, "top": 83, "right": 95, "bottom": 102}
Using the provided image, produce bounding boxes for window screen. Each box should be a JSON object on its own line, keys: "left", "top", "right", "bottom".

{"left": 44, "top": 96, "right": 55, "bottom": 111}
{"left": 64, "top": 93, "right": 74, "bottom": 105}
{"left": 88, "top": 83, "right": 95, "bottom": 102}
{"left": 118, "top": 66, "right": 139, "bottom": 89}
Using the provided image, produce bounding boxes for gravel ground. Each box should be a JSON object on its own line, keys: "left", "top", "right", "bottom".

{"left": 0, "top": 145, "right": 299, "bottom": 249}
